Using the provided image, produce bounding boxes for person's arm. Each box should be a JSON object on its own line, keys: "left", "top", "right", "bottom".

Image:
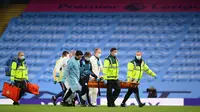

{"left": 80, "top": 61, "right": 85, "bottom": 75}
{"left": 68, "top": 60, "right": 78, "bottom": 75}
{"left": 53, "top": 67, "right": 57, "bottom": 81}
{"left": 89, "top": 62, "right": 98, "bottom": 79}
{"left": 53, "top": 60, "right": 61, "bottom": 81}
{"left": 90, "top": 57, "right": 96, "bottom": 74}
{"left": 90, "top": 73, "right": 98, "bottom": 79}
{"left": 62, "top": 58, "right": 69, "bottom": 70}
{"left": 63, "top": 60, "right": 72, "bottom": 82}
{"left": 55, "top": 59, "right": 62, "bottom": 74}
{"left": 10, "top": 61, "right": 17, "bottom": 81}
{"left": 143, "top": 63, "right": 156, "bottom": 77}
{"left": 127, "top": 62, "right": 134, "bottom": 82}
{"left": 102, "top": 59, "right": 110, "bottom": 80}
{"left": 91, "top": 71, "right": 98, "bottom": 79}
{"left": 25, "top": 75, "right": 28, "bottom": 81}
{"left": 23, "top": 61, "right": 29, "bottom": 81}
{"left": 99, "top": 59, "right": 103, "bottom": 72}
{"left": 25, "top": 66, "right": 28, "bottom": 81}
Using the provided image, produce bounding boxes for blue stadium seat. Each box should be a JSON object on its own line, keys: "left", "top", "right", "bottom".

{"left": 176, "top": 75, "right": 190, "bottom": 82}
{"left": 171, "top": 59, "right": 185, "bottom": 65}
{"left": 162, "top": 75, "right": 178, "bottom": 81}
{"left": 190, "top": 75, "right": 200, "bottom": 81}
{"left": 1, "top": 12, "right": 200, "bottom": 98}
{"left": 185, "top": 59, "right": 198, "bottom": 66}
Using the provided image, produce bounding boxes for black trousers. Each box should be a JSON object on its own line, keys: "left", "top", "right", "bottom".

{"left": 14, "top": 80, "right": 27, "bottom": 102}
{"left": 62, "top": 88, "right": 73, "bottom": 102}
{"left": 63, "top": 88, "right": 85, "bottom": 105}
{"left": 122, "top": 86, "right": 142, "bottom": 105}
{"left": 79, "top": 76, "right": 92, "bottom": 105}
{"left": 107, "top": 80, "right": 121, "bottom": 106}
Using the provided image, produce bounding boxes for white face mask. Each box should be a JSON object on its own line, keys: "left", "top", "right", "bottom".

{"left": 114, "top": 52, "right": 118, "bottom": 56}
{"left": 85, "top": 57, "right": 90, "bottom": 61}
{"left": 20, "top": 56, "right": 25, "bottom": 60}
{"left": 63, "top": 56, "right": 69, "bottom": 60}
{"left": 98, "top": 53, "right": 101, "bottom": 58}
{"left": 136, "top": 56, "right": 141, "bottom": 60}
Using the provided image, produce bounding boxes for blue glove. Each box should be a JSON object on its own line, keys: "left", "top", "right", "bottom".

{"left": 103, "top": 80, "right": 107, "bottom": 85}
{"left": 54, "top": 81, "right": 57, "bottom": 84}
{"left": 100, "top": 77, "right": 104, "bottom": 80}
{"left": 10, "top": 80, "right": 15, "bottom": 85}
{"left": 56, "top": 73, "right": 60, "bottom": 77}
{"left": 96, "top": 78, "right": 100, "bottom": 81}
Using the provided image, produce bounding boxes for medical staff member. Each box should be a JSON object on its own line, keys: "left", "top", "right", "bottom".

{"left": 62, "top": 50, "right": 85, "bottom": 106}
{"left": 120, "top": 51, "right": 157, "bottom": 107}
{"left": 89, "top": 48, "right": 103, "bottom": 105}
{"left": 103, "top": 48, "right": 121, "bottom": 107}
{"left": 10, "top": 52, "right": 28, "bottom": 105}
{"left": 79, "top": 52, "right": 98, "bottom": 107}
{"left": 52, "top": 51, "right": 70, "bottom": 106}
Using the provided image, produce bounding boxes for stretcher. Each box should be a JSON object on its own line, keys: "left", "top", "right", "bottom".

{"left": 88, "top": 81, "right": 139, "bottom": 88}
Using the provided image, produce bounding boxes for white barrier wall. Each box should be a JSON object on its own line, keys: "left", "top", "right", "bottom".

{"left": 0, "top": 98, "right": 184, "bottom": 106}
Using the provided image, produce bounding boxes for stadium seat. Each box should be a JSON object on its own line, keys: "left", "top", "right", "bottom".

{"left": 162, "top": 75, "right": 178, "bottom": 81}
{"left": 1, "top": 12, "right": 200, "bottom": 99}
{"left": 190, "top": 75, "right": 200, "bottom": 81}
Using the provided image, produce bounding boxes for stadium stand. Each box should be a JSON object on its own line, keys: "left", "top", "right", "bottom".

{"left": 0, "top": 12, "right": 200, "bottom": 98}
{"left": 0, "top": 4, "right": 27, "bottom": 36}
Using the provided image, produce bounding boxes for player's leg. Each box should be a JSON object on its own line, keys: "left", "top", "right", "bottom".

{"left": 134, "top": 86, "right": 145, "bottom": 107}
{"left": 121, "top": 88, "right": 134, "bottom": 107}
{"left": 61, "top": 88, "right": 73, "bottom": 106}
{"left": 86, "top": 86, "right": 96, "bottom": 107}
{"left": 112, "top": 80, "right": 121, "bottom": 107}
{"left": 52, "top": 82, "right": 67, "bottom": 106}
{"left": 89, "top": 88, "right": 98, "bottom": 105}
{"left": 13, "top": 80, "right": 26, "bottom": 105}
{"left": 75, "top": 90, "right": 86, "bottom": 107}
{"left": 106, "top": 80, "right": 113, "bottom": 107}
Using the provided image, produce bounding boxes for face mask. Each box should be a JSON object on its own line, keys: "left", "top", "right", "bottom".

{"left": 20, "top": 56, "right": 25, "bottom": 60}
{"left": 98, "top": 53, "right": 101, "bottom": 58}
{"left": 63, "top": 56, "right": 69, "bottom": 60}
{"left": 114, "top": 53, "right": 118, "bottom": 56}
{"left": 136, "top": 56, "right": 141, "bottom": 60}
{"left": 85, "top": 57, "right": 90, "bottom": 61}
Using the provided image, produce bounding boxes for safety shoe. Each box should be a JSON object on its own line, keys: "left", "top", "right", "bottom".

{"left": 120, "top": 103, "right": 126, "bottom": 107}
{"left": 13, "top": 102, "right": 20, "bottom": 105}
{"left": 88, "top": 104, "right": 97, "bottom": 107}
{"left": 112, "top": 103, "right": 117, "bottom": 107}
{"left": 139, "top": 103, "right": 145, "bottom": 107}
{"left": 52, "top": 96, "right": 56, "bottom": 106}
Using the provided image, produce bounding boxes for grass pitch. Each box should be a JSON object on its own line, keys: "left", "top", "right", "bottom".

{"left": 0, "top": 105, "right": 199, "bottom": 112}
